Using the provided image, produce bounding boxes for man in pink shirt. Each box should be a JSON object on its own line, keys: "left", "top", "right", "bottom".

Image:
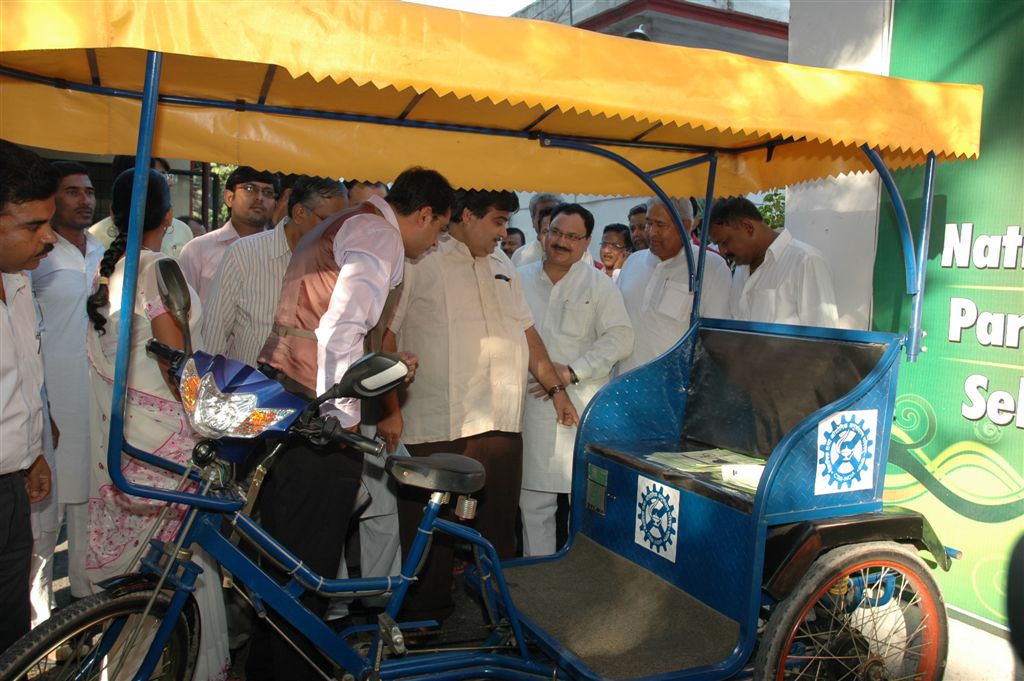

{"left": 177, "top": 166, "right": 279, "bottom": 303}
{"left": 249, "top": 167, "right": 455, "bottom": 681}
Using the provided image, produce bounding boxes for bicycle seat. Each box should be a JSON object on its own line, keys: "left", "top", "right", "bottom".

{"left": 387, "top": 453, "right": 485, "bottom": 494}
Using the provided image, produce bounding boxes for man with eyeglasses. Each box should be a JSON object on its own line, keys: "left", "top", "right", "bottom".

{"left": 615, "top": 196, "right": 732, "bottom": 375}
{"left": 203, "top": 176, "right": 347, "bottom": 367}
{"left": 518, "top": 203, "right": 633, "bottom": 556}
{"left": 599, "top": 223, "right": 633, "bottom": 281}
{"left": 178, "top": 166, "right": 280, "bottom": 303}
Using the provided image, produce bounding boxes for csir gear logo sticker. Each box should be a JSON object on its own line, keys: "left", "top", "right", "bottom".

{"left": 634, "top": 476, "right": 679, "bottom": 562}
{"left": 815, "top": 409, "right": 878, "bottom": 495}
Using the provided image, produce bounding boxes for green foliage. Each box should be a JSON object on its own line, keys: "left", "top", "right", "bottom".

{"left": 760, "top": 189, "right": 786, "bottom": 229}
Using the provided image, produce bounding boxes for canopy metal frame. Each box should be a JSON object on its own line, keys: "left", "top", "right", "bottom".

{"left": 27, "top": 47, "right": 932, "bottom": 543}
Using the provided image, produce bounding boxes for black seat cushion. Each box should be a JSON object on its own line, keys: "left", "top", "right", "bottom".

{"left": 387, "top": 453, "right": 485, "bottom": 494}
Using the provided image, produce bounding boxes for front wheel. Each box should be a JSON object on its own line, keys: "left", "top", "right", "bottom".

{"left": 755, "top": 541, "right": 947, "bottom": 681}
{"left": 0, "top": 585, "right": 200, "bottom": 681}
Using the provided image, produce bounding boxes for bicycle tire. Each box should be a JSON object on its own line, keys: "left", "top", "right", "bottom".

{"left": 755, "top": 540, "right": 947, "bottom": 681}
{"left": 0, "top": 585, "right": 200, "bottom": 681}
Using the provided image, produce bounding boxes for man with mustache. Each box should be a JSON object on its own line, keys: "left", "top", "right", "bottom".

{"left": 518, "top": 203, "right": 633, "bottom": 555}
{"left": 178, "top": 166, "right": 279, "bottom": 303}
{"left": 615, "top": 196, "right": 732, "bottom": 374}
{"left": 383, "top": 189, "right": 578, "bottom": 623}
{"left": 708, "top": 196, "right": 838, "bottom": 327}
{"left": 628, "top": 203, "right": 649, "bottom": 251}
{"left": 28, "top": 161, "right": 105, "bottom": 623}
{"left": 0, "top": 139, "right": 56, "bottom": 652}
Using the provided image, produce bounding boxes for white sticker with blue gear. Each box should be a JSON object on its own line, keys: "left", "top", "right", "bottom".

{"left": 634, "top": 476, "right": 679, "bottom": 562}
{"left": 815, "top": 409, "right": 878, "bottom": 495}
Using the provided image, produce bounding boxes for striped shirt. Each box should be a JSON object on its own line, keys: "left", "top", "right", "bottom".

{"left": 201, "top": 220, "right": 291, "bottom": 366}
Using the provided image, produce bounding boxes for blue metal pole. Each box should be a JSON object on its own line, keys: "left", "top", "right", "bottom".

{"left": 861, "top": 144, "right": 917, "bottom": 295}
{"left": 690, "top": 153, "right": 718, "bottom": 324}
{"left": 106, "top": 51, "right": 162, "bottom": 498}
{"left": 647, "top": 153, "right": 715, "bottom": 178}
{"left": 541, "top": 136, "right": 697, "bottom": 291}
{"left": 906, "top": 152, "right": 937, "bottom": 362}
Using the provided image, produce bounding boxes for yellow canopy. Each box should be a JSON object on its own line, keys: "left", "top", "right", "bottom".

{"left": 0, "top": 0, "right": 983, "bottom": 196}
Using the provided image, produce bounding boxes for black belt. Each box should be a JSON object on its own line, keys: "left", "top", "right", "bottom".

{"left": 0, "top": 469, "right": 27, "bottom": 481}
{"left": 257, "top": 363, "right": 316, "bottom": 400}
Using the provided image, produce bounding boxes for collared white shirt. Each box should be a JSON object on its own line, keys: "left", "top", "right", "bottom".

{"left": 390, "top": 236, "right": 534, "bottom": 444}
{"left": 729, "top": 229, "right": 839, "bottom": 328}
{"left": 519, "top": 259, "right": 634, "bottom": 492}
{"left": 520, "top": 260, "right": 633, "bottom": 383}
{"left": 177, "top": 221, "right": 242, "bottom": 304}
{"left": 511, "top": 239, "right": 543, "bottom": 267}
{"left": 30, "top": 233, "right": 104, "bottom": 502}
{"left": 615, "top": 247, "right": 732, "bottom": 374}
{"left": 318, "top": 195, "right": 405, "bottom": 427}
{"left": 88, "top": 216, "right": 193, "bottom": 259}
{"left": 203, "top": 219, "right": 291, "bottom": 366}
{"left": 1, "top": 272, "right": 45, "bottom": 475}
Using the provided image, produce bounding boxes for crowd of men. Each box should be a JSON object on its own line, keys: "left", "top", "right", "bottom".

{"left": 0, "top": 137, "right": 838, "bottom": 676}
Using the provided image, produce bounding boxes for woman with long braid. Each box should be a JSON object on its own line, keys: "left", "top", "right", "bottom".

{"left": 84, "top": 168, "right": 229, "bottom": 680}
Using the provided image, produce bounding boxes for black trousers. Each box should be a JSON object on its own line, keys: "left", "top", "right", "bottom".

{"left": 245, "top": 439, "right": 362, "bottom": 681}
{"left": 396, "top": 431, "right": 522, "bottom": 623}
{"left": 0, "top": 472, "right": 32, "bottom": 654}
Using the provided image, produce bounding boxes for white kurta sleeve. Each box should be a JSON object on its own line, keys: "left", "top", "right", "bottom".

{"left": 697, "top": 254, "right": 733, "bottom": 320}
{"left": 317, "top": 249, "right": 394, "bottom": 427}
{"left": 797, "top": 255, "right": 840, "bottom": 327}
{"left": 570, "top": 279, "right": 634, "bottom": 382}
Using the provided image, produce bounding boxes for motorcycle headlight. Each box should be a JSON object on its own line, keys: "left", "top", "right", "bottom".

{"left": 180, "top": 360, "right": 295, "bottom": 438}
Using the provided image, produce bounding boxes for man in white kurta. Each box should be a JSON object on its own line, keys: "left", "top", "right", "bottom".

{"left": 616, "top": 197, "right": 732, "bottom": 374}
{"left": 518, "top": 204, "right": 633, "bottom": 556}
{"left": 31, "top": 162, "right": 105, "bottom": 616}
{"left": 178, "top": 167, "right": 279, "bottom": 303}
{"left": 511, "top": 192, "right": 561, "bottom": 267}
{"left": 385, "top": 189, "right": 577, "bottom": 622}
{"left": 708, "top": 196, "right": 839, "bottom": 327}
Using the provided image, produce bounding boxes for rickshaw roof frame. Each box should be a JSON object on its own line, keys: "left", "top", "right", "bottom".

{"left": 1, "top": 0, "right": 967, "bottom": 508}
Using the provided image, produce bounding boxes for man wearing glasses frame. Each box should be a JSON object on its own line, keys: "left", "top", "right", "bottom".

{"left": 178, "top": 166, "right": 280, "bottom": 303}
{"left": 203, "top": 176, "right": 347, "bottom": 367}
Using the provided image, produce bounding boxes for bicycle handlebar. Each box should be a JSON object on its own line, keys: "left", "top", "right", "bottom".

{"left": 294, "top": 415, "right": 385, "bottom": 457}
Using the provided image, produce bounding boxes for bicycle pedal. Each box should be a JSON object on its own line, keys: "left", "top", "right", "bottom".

{"left": 376, "top": 612, "right": 406, "bottom": 656}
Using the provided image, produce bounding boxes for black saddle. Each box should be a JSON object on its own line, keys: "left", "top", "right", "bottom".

{"left": 386, "top": 453, "right": 485, "bottom": 494}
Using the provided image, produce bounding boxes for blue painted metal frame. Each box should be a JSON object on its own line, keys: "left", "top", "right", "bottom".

{"left": 907, "top": 153, "right": 937, "bottom": 362}
{"left": 81, "top": 37, "right": 941, "bottom": 681}
{"left": 566, "top": 317, "right": 904, "bottom": 680}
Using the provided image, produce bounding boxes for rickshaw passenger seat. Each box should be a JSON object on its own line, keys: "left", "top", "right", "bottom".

{"left": 387, "top": 453, "right": 485, "bottom": 494}
{"left": 682, "top": 328, "right": 888, "bottom": 457}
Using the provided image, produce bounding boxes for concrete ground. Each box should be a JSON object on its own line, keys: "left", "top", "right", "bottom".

{"left": 45, "top": 532, "right": 1022, "bottom": 679}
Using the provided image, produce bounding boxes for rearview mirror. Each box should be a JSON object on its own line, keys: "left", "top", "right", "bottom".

{"left": 155, "top": 258, "right": 193, "bottom": 357}
{"left": 328, "top": 352, "right": 408, "bottom": 399}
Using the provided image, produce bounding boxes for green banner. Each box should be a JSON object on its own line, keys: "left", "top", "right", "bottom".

{"left": 874, "top": 0, "right": 1024, "bottom": 626}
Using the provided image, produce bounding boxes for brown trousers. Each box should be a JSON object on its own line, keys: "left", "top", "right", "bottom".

{"left": 396, "top": 431, "right": 522, "bottom": 622}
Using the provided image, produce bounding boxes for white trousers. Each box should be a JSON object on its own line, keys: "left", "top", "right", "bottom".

{"left": 29, "top": 501, "right": 91, "bottom": 627}
{"left": 519, "top": 489, "right": 559, "bottom": 558}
